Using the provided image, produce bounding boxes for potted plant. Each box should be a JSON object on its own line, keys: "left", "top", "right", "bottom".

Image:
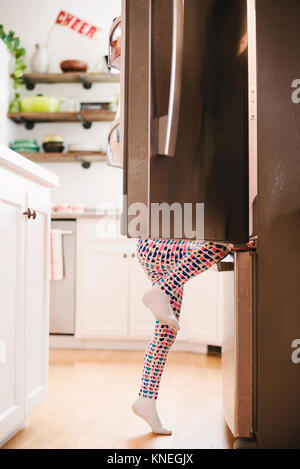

{"left": 0, "top": 25, "right": 26, "bottom": 112}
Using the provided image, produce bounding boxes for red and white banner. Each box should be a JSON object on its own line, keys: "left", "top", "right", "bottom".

{"left": 55, "top": 10, "right": 101, "bottom": 40}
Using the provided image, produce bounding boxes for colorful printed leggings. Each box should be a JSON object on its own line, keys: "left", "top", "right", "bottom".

{"left": 137, "top": 238, "right": 229, "bottom": 399}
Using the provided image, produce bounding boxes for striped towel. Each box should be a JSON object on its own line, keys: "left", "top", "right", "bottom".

{"left": 50, "top": 230, "right": 64, "bottom": 281}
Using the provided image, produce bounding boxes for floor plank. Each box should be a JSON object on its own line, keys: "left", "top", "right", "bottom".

{"left": 2, "top": 349, "right": 233, "bottom": 449}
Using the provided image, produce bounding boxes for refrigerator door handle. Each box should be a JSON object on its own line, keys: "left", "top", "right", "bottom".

{"left": 158, "top": 0, "right": 184, "bottom": 157}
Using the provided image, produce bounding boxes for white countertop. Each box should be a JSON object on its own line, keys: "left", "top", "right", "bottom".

{"left": 0, "top": 144, "right": 59, "bottom": 188}
{"left": 51, "top": 209, "right": 121, "bottom": 219}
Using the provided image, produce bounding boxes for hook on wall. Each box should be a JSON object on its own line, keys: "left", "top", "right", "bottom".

{"left": 75, "top": 156, "right": 92, "bottom": 169}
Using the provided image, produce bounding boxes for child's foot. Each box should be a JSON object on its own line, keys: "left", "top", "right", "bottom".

{"left": 142, "top": 286, "right": 180, "bottom": 332}
{"left": 132, "top": 397, "right": 172, "bottom": 435}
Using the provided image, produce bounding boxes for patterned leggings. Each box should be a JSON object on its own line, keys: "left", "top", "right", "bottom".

{"left": 136, "top": 238, "right": 229, "bottom": 399}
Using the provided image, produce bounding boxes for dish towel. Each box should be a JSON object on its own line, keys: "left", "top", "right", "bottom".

{"left": 50, "top": 229, "right": 64, "bottom": 281}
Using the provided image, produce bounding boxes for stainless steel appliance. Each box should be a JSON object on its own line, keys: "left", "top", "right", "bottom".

{"left": 222, "top": 0, "right": 257, "bottom": 446}
{"left": 50, "top": 220, "right": 76, "bottom": 335}
{"left": 121, "top": 0, "right": 249, "bottom": 242}
{"left": 256, "top": 0, "right": 300, "bottom": 449}
{"left": 116, "top": 0, "right": 253, "bottom": 443}
{"left": 222, "top": 251, "right": 254, "bottom": 445}
{"left": 109, "top": 0, "right": 300, "bottom": 450}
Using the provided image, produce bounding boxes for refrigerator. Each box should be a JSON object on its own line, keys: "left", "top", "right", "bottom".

{"left": 119, "top": 0, "right": 249, "bottom": 242}
{"left": 108, "top": 0, "right": 256, "bottom": 446}
{"left": 108, "top": 0, "right": 300, "bottom": 448}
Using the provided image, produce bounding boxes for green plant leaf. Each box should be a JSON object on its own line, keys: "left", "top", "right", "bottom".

{"left": 15, "top": 47, "right": 25, "bottom": 58}
{"left": 9, "top": 96, "right": 20, "bottom": 113}
{"left": 13, "top": 78, "right": 23, "bottom": 89}
{"left": 14, "top": 69, "right": 24, "bottom": 78}
{"left": 12, "top": 37, "right": 20, "bottom": 48}
{"left": 15, "top": 59, "right": 26, "bottom": 70}
{"left": 1, "top": 26, "right": 26, "bottom": 107}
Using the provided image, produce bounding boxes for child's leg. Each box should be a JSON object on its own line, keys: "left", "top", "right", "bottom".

{"left": 132, "top": 286, "right": 183, "bottom": 435}
{"left": 136, "top": 238, "right": 188, "bottom": 283}
{"left": 133, "top": 239, "right": 185, "bottom": 434}
{"left": 136, "top": 239, "right": 185, "bottom": 397}
{"left": 157, "top": 242, "right": 229, "bottom": 296}
{"left": 139, "top": 286, "right": 183, "bottom": 399}
{"left": 137, "top": 238, "right": 187, "bottom": 331}
{"left": 136, "top": 240, "right": 228, "bottom": 397}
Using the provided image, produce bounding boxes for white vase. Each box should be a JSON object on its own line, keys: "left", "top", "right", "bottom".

{"left": 31, "top": 43, "right": 49, "bottom": 73}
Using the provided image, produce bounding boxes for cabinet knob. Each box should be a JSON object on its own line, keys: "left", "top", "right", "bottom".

{"left": 23, "top": 208, "right": 37, "bottom": 220}
{"left": 23, "top": 208, "right": 32, "bottom": 219}
{"left": 123, "top": 253, "right": 127, "bottom": 259}
{"left": 132, "top": 253, "right": 135, "bottom": 258}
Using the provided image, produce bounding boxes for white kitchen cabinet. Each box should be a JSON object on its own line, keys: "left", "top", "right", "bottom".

{"left": 181, "top": 271, "right": 222, "bottom": 346}
{"left": 76, "top": 229, "right": 155, "bottom": 339}
{"left": 128, "top": 252, "right": 153, "bottom": 337}
{"left": 75, "top": 219, "right": 232, "bottom": 347}
{"left": 179, "top": 268, "right": 234, "bottom": 347}
{"left": 24, "top": 188, "right": 51, "bottom": 415}
{"left": 0, "top": 177, "right": 25, "bottom": 444}
{"left": 0, "top": 145, "right": 57, "bottom": 446}
{"left": 76, "top": 242, "right": 129, "bottom": 338}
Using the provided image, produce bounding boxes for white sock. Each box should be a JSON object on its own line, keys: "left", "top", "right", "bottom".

{"left": 142, "top": 286, "right": 180, "bottom": 332}
{"left": 132, "top": 396, "right": 172, "bottom": 435}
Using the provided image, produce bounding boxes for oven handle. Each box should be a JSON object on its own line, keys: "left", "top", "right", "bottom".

{"left": 158, "top": 0, "right": 184, "bottom": 157}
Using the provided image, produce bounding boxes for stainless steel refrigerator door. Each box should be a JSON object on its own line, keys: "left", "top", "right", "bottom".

{"left": 50, "top": 220, "right": 76, "bottom": 335}
{"left": 123, "top": 0, "right": 249, "bottom": 242}
{"left": 222, "top": 251, "right": 253, "bottom": 438}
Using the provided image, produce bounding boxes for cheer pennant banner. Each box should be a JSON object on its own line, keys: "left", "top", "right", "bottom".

{"left": 54, "top": 10, "right": 101, "bottom": 40}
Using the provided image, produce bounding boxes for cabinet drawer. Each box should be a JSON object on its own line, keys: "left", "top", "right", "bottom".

{"left": 78, "top": 216, "right": 124, "bottom": 242}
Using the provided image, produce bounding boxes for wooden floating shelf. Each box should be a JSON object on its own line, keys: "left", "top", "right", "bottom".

{"left": 22, "top": 72, "right": 120, "bottom": 90}
{"left": 8, "top": 111, "right": 116, "bottom": 129}
{"left": 21, "top": 152, "right": 107, "bottom": 164}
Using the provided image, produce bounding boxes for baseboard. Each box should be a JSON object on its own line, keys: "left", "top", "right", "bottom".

{"left": 49, "top": 335, "right": 208, "bottom": 354}
{"left": 0, "top": 418, "right": 28, "bottom": 449}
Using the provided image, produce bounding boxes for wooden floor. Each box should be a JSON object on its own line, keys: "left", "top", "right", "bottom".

{"left": 3, "top": 349, "right": 233, "bottom": 449}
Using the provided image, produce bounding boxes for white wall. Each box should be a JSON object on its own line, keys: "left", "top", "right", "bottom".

{"left": 0, "top": 0, "right": 122, "bottom": 207}
{"left": 0, "top": 0, "right": 121, "bottom": 72}
{"left": 42, "top": 161, "right": 123, "bottom": 208}
{"left": 0, "top": 41, "right": 17, "bottom": 145}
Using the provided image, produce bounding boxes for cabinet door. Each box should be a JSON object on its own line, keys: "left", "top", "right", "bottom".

{"left": 0, "top": 178, "right": 25, "bottom": 442}
{"left": 24, "top": 187, "right": 50, "bottom": 415}
{"left": 128, "top": 251, "right": 154, "bottom": 338}
{"left": 76, "top": 244, "right": 129, "bottom": 338}
{"left": 182, "top": 271, "right": 221, "bottom": 346}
